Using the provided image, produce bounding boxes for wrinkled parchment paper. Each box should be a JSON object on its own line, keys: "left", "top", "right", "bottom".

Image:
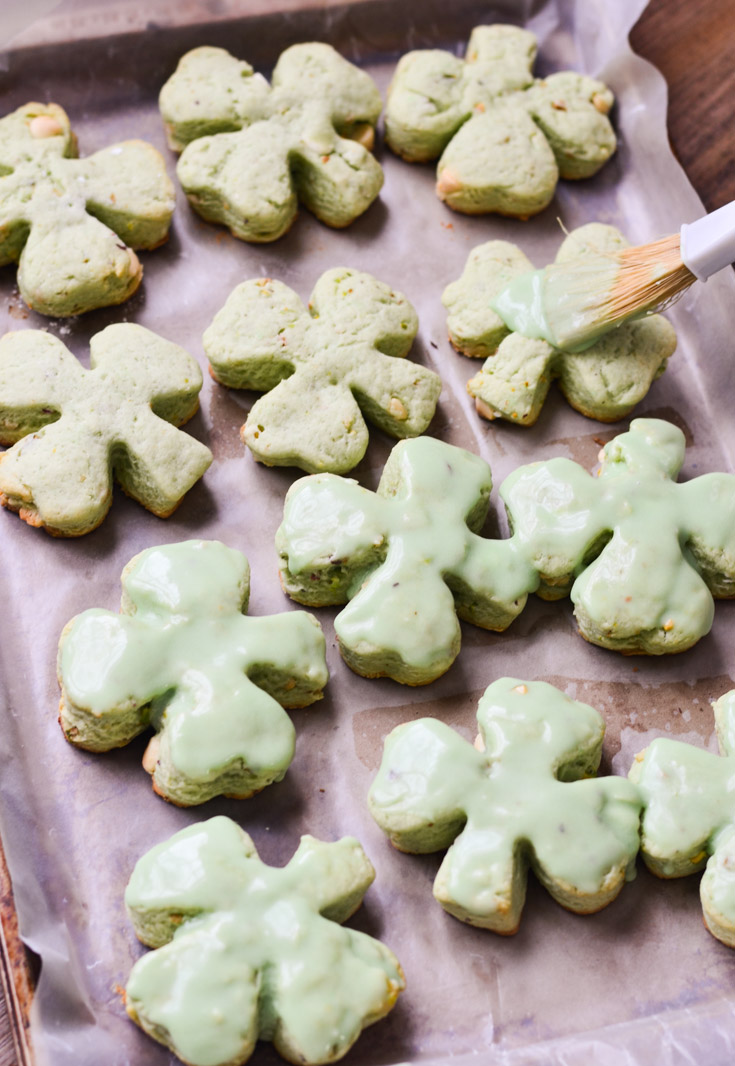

{"left": 2, "top": 0, "right": 735, "bottom": 1062}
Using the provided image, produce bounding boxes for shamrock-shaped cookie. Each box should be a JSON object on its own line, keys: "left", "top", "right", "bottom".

{"left": 370, "top": 677, "right": 641, "bottom": 932}
{"left": 159, "top": 44, "right": 383, "bottom": 242}
{"left": 385, "top": 25, "right": 616, "bottom": 216}
{"left": 0, "top": 325, "right": 212, "bottom": 536}
{"left": 59, "top": 540, "right": 328, "bottom": 805}
{"left": 125, "top": 817, "right": 404, "bottom": 1065}
{"left": 204, "top": 268, "right": 441, "bottom": 474}
{"left": 443, "top": 223, "right": 677, "bottom": 424}
{"left": 0, "top": 102, "right": 174, "bottom": 316}
{"left": 276, "top": 436, "right": 535, "bottom": 684}
{"left": 630, "top": 690, "right": 735, "bottom": 948}
{"left": 502, "top": 418, "right": 735, "bottom": 653}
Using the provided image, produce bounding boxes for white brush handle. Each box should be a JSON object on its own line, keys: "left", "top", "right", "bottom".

{"left": 680, "top": 200, "right": 735, "bottom": 281}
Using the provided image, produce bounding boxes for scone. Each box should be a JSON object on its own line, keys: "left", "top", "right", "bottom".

{"left": 385, "top": 25, "right": 616, "bottom": 217}
{"left": 443, "top": 223, "right": 676, "bottom": 425}
{"left": 125, "top": 817, "right": 405, "bottom": 1065}
{"left": 159, "top": 44, "right": 383, "bottom": 241}
{"left": 0, "top": 102, "right": 174, "bottom": 315}
{"left": 58, "top": 541, "right": 329, "bottom": 805}
{"left": 0, "top": 324, "right": 211, "bottom": 536}
{"left": 369, "top": 677, "right": 642, "bottom": 932}
{"left": 501, "top": 418, "right": 735, "bottom": 654}
{"left": 276, "top": 436, "right": 535, "bottom": 684}
{"left": 630, "top": 689, "right": 735, "bottom": 948}
{"left": 204, "top": 267, "right": 441, "bottom": 474}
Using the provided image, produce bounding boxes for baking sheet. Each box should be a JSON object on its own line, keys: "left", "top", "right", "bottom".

{"left": 2, "top": 0, "right": 735, "bottom": 1063}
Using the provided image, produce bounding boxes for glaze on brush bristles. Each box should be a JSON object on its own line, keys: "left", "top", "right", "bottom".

{"left": 530, "top": 232, "right": 696, "bottom": 351}
{"left": 607, "top": 233, "right": 697, "bottom": 322}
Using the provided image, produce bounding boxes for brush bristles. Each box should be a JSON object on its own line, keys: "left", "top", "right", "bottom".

{"left": 606, "top": 234, "right": 697, "bottom": 323}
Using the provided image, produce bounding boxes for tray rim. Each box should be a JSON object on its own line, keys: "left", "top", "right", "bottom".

{"left": 0, "top": 837, "right": 35, "bottom": 1066}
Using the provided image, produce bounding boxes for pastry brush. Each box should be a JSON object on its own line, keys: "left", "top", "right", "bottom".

{"left": 492, "top": 200, "right": 735, "bottom": 351}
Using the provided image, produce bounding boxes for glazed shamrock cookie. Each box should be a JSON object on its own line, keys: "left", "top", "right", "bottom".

{"left": 59, "top": 541, "right": 328, "bottom": 806}
{"left": 125, "top": 817, "right": 404, "bottom": 1065}
{"left": 502, "top": 418, "right": 735, "bottom": 654}
{"left": 0, "top": 102, "right": 174, "bottom": 316}
{"left": 0, "top": 325, "right": 212, "bottom": 536}
{"left": 443, "top": 223, "right": 677, "bottom": 424}
{"left": 385, "top": 25, "right": 616, "bottom": 216}
{"left": 369, "top": 678, "right": 642, "bottom": 932}
{"left": 159, "top": 44, "right": 383, "bottom": 242}
{"left": 629, "top": 690, "right": 735, "bottom": 948}
{"left": 204, "top": 267, "right": 441, "bottom": 474}
{"left": 276, "top": 435, "right": 534, "bottom": 684}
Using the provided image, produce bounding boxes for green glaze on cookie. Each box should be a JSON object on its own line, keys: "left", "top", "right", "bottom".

{"left": 125, "top": 817, "right": 404, "bottom": 1065}
{"left": 276, "top": 436, "right": 535, "bottom": 684}
{"left": 58, "top": 540, "right": 328, "bottom": 805}
{"left": 369, "top": 677, "right": 641, "bottom": 932}
{"left": 386, "top": 25, "right": 615, "bottom": 217}
{"left": 159, "top": 45, "right": 383, "bottom": 242}
{"left": 501, "top": 418, "right": 735, "bottom": 653}
{"left": 204, "top": 268, "right": 441, "bottom": 474}
{"left": 492, "top": 259, "right": 626, "bottom": 352}
{"left": 443, "top": 223, "right": 676, "bottom": 425}
{"left": 0, "top": 102, "right": 174, "bottom": 316}
{"left": 629, "top": 691, "right": 735, "bottom": 948}
{"left": 0, "top": 325, "right": 212, "bottom": 536}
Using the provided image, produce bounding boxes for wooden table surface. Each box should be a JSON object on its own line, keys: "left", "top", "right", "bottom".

{"left": 1, "top": 0, "right": 734, "bottom": 1062}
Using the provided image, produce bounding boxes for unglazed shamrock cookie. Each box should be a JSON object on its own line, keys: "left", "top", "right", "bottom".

{"left": 0, "top": 325, "right": 212, "bottom": 536}
{"left": 629, "top": 691, "right": 735, "bottom": 948}
{"left": 385, "top": 25, "right": 616, "bottom": 216}
{"left": 59, "top": 541, "right": 328, "bottom": 805}
{"left": 125, "top": 817, "right": 405, "bottom": 1065}
{"left": 369, "top": 678, "right": 641, "bottom": 932}
{"left": 204, "top": 268, "right": 441, "bottom": 474}
{"left": 443, "top": 223, "right": 677, "bottom": 424}
{"left": 276, "top": 436, "right": 534, "bottom": 684}
{"left": 0, "top": 102, "right": 174, "bottom": 316}
{"left": 159, "top": 44, "right": 383, "bottom": 242}
{"left": 502, "top": 418, "right": 735, "bottom": 654}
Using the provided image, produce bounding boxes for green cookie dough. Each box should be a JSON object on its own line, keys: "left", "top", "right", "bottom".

{"left": 443, "top": 223, "right": 677, "bottom": 424}
{"left": 385, "top": 25, "right": 616, "bottom": 217}
{"left": 370, "top": 677, "right": 641, "bottom": 932}
{"left": 0, "top": 324, "right": 212, "bottom": 536}
{"left": 276, "top": 435, "right": 534, "bottom": 684}
{"left": 58, "top": 540, "right": 328, "bottom": 806}
{"left": 159, "top": 44, "right": 383, "bottom": 242}
{"left": 126, "top": 818, "right": 404, "bottom": 1065}
{"left": 204, "top": 267, "right": 441, "bottom": 474}
{"left": 502, "top": 418, "right": 735, "bottom": 654}
{"left": 0, "top": 102, "right": 174, "bottom": 316}
{"left": 629, "top": 690, "right": 735, "bottom": 948}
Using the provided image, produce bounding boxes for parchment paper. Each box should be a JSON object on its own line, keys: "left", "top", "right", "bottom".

{"left": 2, "top": 0, "right": 735, "bottom": 1063}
